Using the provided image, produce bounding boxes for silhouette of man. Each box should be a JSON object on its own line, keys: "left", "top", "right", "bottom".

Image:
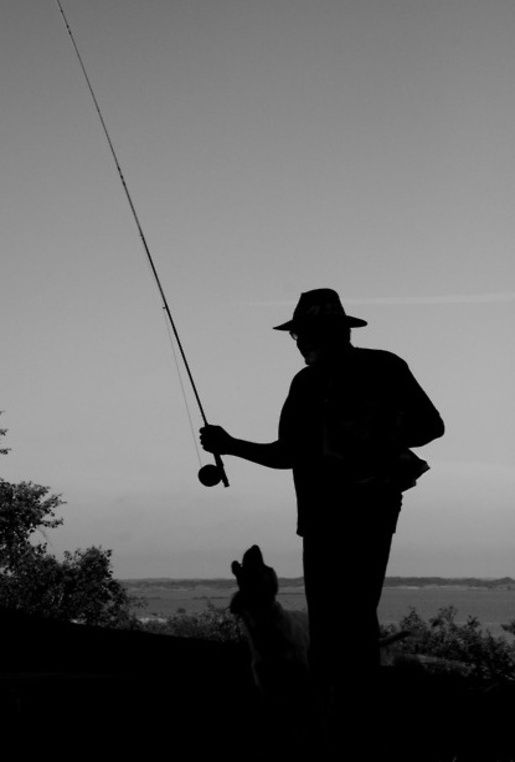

{"left": 200, "top": 288, "right": 444, "bottom": 734}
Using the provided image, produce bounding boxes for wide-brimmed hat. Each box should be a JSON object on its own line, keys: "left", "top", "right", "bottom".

{"left": 273, "top": 288, "right": 367, "bottom": 331}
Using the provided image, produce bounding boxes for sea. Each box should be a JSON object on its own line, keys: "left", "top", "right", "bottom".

{"left": 281, "top": 584, "right": 515, "bottom": 638}
{"left": 127, "top": 579, "right": 515, "bottom": 639}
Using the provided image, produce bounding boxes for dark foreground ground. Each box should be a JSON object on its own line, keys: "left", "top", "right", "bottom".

{"left": 1, "top": 609, "right": 514, "bottom": 761}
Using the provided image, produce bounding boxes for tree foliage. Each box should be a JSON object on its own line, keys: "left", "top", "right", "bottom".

{"left": 0, "top": 420, "right": 10, "bottom": 455}
{"left": 0, "top": 424, "right": 136, "bottom": 628}
{"left": 0, "top": 533, "right": 137, "bottom": 628}
{"left": 388, "top": 606, "right": 515, "bottom": 682}
{"left": 0, "top": 480, "right": 64, "bottom": 567}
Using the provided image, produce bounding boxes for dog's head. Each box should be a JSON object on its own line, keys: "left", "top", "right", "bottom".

{"left": 230, "top": 545, "right": 279, "bottom": 615}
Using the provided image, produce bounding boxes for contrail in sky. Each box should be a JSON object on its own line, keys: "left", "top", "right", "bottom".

{"left": 248, "top": 292, "right": 515, "bottom": 307}
{"left": 346, "top": 292, "right": 515, "bottom": 305}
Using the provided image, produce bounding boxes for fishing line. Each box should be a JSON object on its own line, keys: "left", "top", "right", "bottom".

{"left": 55, "top": 0, "right": 229, "bottom": 487}
{"left": 162, "top": 309, "right": 203, "bottom": 468}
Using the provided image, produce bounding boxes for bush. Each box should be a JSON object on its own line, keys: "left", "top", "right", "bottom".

{"left": 139, "top": 603, "right": 244, "bottom": 643}
{"left": 0, "top": 475, "right": 139, "bottom": 628}
{"left": 138, "top": 603, "right": 515, "bottom": 683}
{"left": 386, "top": 606, "right": 515, "bottom": 682}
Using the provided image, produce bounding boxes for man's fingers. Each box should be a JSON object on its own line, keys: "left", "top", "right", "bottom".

{"left": 199, "top": 427, "right": 212, "bottom": 450}
{"left": 199, "top": 425, "right": 226, "bottom": 453}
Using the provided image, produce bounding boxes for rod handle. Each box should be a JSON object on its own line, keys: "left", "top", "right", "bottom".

{"left": 214, "top": 453, "right": 230, "bottom": 488}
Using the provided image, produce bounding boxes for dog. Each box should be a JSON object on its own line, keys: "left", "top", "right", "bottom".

{"left": 230, "top": 545, "right": 310, "bottom": 700}
{"left": 230, "top": 545, "right": 318, "bottom": 757}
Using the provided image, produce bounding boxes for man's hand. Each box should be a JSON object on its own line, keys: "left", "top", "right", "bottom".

{"left": 199, "top": 425, "right": 234, "bottom": 455}
{"left": 200, "top": 429, "right": 292, "bottom": 469}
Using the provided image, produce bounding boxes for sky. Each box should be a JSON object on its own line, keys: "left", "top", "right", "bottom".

{"left": 1, "top": 0, "right": 515, "bottom": 578}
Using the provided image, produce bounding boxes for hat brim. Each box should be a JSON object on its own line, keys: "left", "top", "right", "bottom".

{"left": 274, "top": 315, "right": 368, "bottom": 331}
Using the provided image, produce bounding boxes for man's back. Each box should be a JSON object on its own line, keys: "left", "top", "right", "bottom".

{"left": 279, "top": 346, "right": 444, "bottom": 534}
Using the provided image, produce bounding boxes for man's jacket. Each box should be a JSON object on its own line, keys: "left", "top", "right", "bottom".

{"left": 278, "top": 346, "right": 445, "bottom": 534}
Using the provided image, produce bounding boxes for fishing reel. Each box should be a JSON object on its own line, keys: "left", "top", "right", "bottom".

{"left": 198, "top": 454, "right": 230, "bottom": 488}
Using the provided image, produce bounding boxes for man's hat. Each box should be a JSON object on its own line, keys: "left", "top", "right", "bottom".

{"left": 273, "top": 288, "right": 367, "bottom": 331}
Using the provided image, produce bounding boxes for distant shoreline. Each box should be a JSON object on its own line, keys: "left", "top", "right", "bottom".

{"left": 121, "top": 576, "right": 515, "bottom": 591}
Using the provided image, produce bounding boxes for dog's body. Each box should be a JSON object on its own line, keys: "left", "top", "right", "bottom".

{"left": 231, "top": 545, "right": 310, "bottom": 699}
{"left": 230, "top": 546, "right": 318, "bottom": 757}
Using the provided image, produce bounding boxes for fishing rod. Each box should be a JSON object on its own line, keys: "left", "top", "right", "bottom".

{"left": 55, "top": 0, "right": 229, "bottom": 488}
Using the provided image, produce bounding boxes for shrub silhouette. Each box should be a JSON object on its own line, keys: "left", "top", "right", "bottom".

{"left": 383, "top": 605, "right": 515, "bottom": 682}
{"left": 139, "top": 602, "right": 244, "bottom": 643}
{"left": 139, "top": 600, "right": 515, "bottom": 684}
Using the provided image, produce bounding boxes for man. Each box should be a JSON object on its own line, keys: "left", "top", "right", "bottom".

{"left": 200, "top": 289, "right": 444, "bottom": 731}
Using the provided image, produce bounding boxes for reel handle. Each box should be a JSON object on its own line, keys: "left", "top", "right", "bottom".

{"left": 214, "top": 453, "right": 230, "bottom": 487}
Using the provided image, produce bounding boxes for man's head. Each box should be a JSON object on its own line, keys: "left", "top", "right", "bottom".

{"left": 274, "top": 288, "right": 367, "bottom": 365}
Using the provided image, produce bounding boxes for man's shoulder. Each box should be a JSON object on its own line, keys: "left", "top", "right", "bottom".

{"left": 288, "top": 348, "right": 407, "bottom": 387}
{"left": 289, "top": 365, "right": 316, "bottom": 389}
{"left": 353, "top": 346, "right": 407, "bottom": 367}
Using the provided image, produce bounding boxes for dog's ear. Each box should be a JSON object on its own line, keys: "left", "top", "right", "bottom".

{"left": 243, "top": 545, "right": 264, "bottom": 567}
{"left": 231, "top": 560, "right": 241, "bottom": 578}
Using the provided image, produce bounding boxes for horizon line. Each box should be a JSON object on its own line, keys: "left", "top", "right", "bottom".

{"left": 120, "top": 574, "right": 515, "bottom": 582}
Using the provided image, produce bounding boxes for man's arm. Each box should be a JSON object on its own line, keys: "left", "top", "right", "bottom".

{"left": 199, "top": 426, "right": 292, "bottom": 469}
{"left": 395, "top": 359, "right": 445, "bottom": 448}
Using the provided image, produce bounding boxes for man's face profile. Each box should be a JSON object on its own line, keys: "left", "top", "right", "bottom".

{"left": 292, "top": 330, "right": 321, "bottom": 365}
{"left": 291, "top": 324, "right": 351, "bottom": 365}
